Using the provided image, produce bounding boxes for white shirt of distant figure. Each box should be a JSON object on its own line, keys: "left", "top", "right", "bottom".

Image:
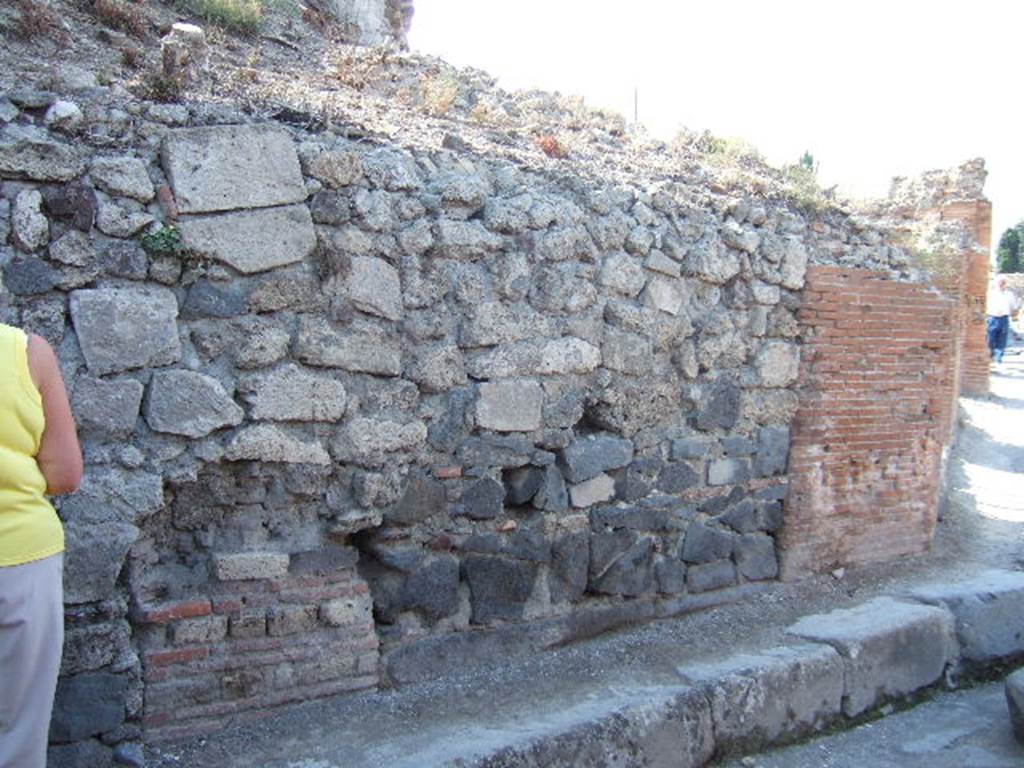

{"left": 987, "top": 277, "right": 1020, "bottom": 318}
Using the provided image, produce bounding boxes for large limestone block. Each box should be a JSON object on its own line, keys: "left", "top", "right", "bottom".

{"left": 0, "top": 124, "right": 87, "bottom": 181}
{"left": 476, "top": 380, "right": 543, "bottom": 432}
{"left": 225, "top": 424, "right": 331, "bottom": 465}
{"left": 788, "top": 597, "right": 957, "bottom": 716}
{"left": 63, "top": 520, "right": 140, "bottom": 604}
{"left": 240, "top": 363, "right": 348, "bottom": 422}
{"left": 678, "top": 644, "right": 843, "bottom": 751}
{"left": 178, "top": 205, "right": 315, "bottom": 274}
{"left": 144, "top": 369, "right": 244, "bottom": 437}
{"left": 905, "top": 569, "right": 1024, "bottom": 664}
{"left": 69, "top": 287, "right": 181, "bottom": 375}
{"left": 161, "top": 125, "right": 306, "bottom": 213}
{"left": 295, "top": 318, "right": 402, "bottom": 376}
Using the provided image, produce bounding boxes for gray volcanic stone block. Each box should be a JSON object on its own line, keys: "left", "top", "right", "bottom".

{"left": 384, "top": 474, "right": 446, "bottom": 526}
{"left": 178, "top": 205, "right": 315, "bottom": 274}
{"left": 657, "top": 461, "right": 700, "bottom": 493}
{"left": 50, "top": 673, "right": 128, "bottom": 742}
{"left": 682, "top": 522, "right": 735, "bottom": 564}
{"left": 89, "top": 156, "right": 154, "bottom": 202}
{"left": 348, "top": 255, "right": 402, "bottom": 321}
{"left": 0, "top": 124, "right": 87, "bottom": 181}
{"left": 687, "top": 560, "right": 736, "bottom": 593}
{"left": 72, "top": 376, "right": 143, "bottom": 438}
{"left": 63, "top": 521, "right": 139, "bottom": 604}
{"left": 225, "top": 424, "right": 331, "bottom": 465}
{"left": 503, "top": 466, "right": 544, "bottom": 506}
{"left": 788, "top": 597, "right": 957, "bottom": 716}
{"left": 696, "top": 377, "right": 741, "bottom": 431}
{"left": 560, "top": 434, "right": 635, "bottom": 483}
{"left": 678, "top": 643, "right": 844, "bottom": 750}
{"left": 755, "top": 426, "right": 791, "bottom": 477}
{"left": 904, "top": 569, "right": 1024, "bottom": 664}
{"left": 145, "top": 369, "right": 244, "bottom": 438}
{"left": 476, "top": 380, "right": 543, "bottom": 432}
{"left": 70, "top": 287, "right": 181, "bottom": 375}
{"left": 532, "top": 464, "right": 569, "bottom": 513}
{"left": 1007, "top": 669, "right": 1024, "bottom": 744}
{"left": 462, "top": 555, "right": 537, "bottom": 624}
{"left": 456, "top": 477, "right": 505, "bottom": 520}
{"left": 181, "top": 279, "right": 249, "bottom": 319}
{"left": 162, "top": 125, "right": 307, "bottom": 213}
{"left": 735, "top": 533, "right": 779, "bottom": 581}
{"left": 589, "top": 530, "right": 655, "bottom": 597}
{"left": 549, "top": 531, "right": 589, "bottom": 603}
{"left": 398, "top": 557, "right": 460, "bottom": 622}
{"left": 213, "top": 552, "right": 290, "bottom": 581}
{"left": 4, "top": 256, "right": 58, "bottom": 295}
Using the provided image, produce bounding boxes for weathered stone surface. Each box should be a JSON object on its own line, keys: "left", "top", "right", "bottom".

{"left": 755, "top": 426, "right": 790, "bottom": 477}
{"left": 295, "top": 318, "right": 402, "bottom": 376}
{"left": 407, "top": 343, "right": 467, "bottom": 394}
{"left": 162, "top": 125, "right": 306, "bottom": 213}
{"left": 59, "top": 467, "right": 163, "bottom": 526}
{"left": 657, "top": 462, "right": 701, "bottom": 494}
{"left": 549, "top": 531, "right": 589, "bottom": 603}
{"left": 589, "top": 530, "right": 655, "bottom": 596}
{"left": 145, "top": 370, "right": 243, "bottom": 438}
{"left": 788, "top": 597, "right": 957, "bottom": 716}
{"left": 503, "top": 466, "right": 544, "bottom": 506}
{"left": 678, "top": 643, "right": 844, "bottom": 751}
{"left": 682, "top": 522, "right": 735, "bottom": 564}
{"left": 643, "top": 277, "right": 685, "bottom": 316}
{"left": 559, "top": 435, "right": 635, "bottom": 484}
{"left": 63, "top": 521, "right": 139, "bottom": 604}
{"left": 332, "top": 416, "right": 427, "bottom": 467}
{"left": 708, "top": 458, "right": 751, "bottom": 486}
{"left": 756, "top": 340, "right": 800, "bottom": 388}
{"left": 538, "top": 337, "right": 601, "bottom": 374}
{"left": 12, "top": 189, "right": 49, "bottom": 252}
{"left": 460, "top": 301, "right": 557, "bottom": 347}
{"left": 600, "top": 251, "right": 646, "bottom": 296}
{"left": 241, "top": 364, "right": 347, "bottom": 422}
{"left": 41, "top": 183, "right": 97, "bottom": 232}
{"left": 435, "top": 219, "right": 502, "bottom": 259}
{"left": 225, "top": 424, "right": 331, "bottom": 465}
{"left": 384, "top": 474, "right": 446, "bottom": 525}
{"left": 50, "top": 673, "right": 129, "bottom": 742}
{"left": 456, "top": 477, "right": 505, "bottom": 519}
{"left": 602, "top": 328, "right": 654, "bottom": 375}
{"left": 348, "top": 255, "right": 402, "bottom": 321}
{"left": 735, "top": 533, "right": 779, "bottom": 581}
{"left": 533, "top": 464, "right": 569, "bottom": 513}
{"left": 70, "top": 287, "right": 181, "bottom": 375}
{"left": 178, "top": 205, "right": 315, "bottom": 274}
{"left": 462, "top": 555, "right": 537, "bottom": 624}
{"left": 688, "top": 235, "right": 741, "bottom": 284}
{"left": 569, "top": 473, "right": 616, "bottom": 508}
{"left": 90, "top": 156, "right": 155, "bottom": 202}
{"left": 476, "top": 380, "right": 543, "bottom": 432}
{"left": 905, "top": 570, "right": 1024, "bottom": 664}
{"left": 0, "top": 124, "right": 87, "bottom": 181}
{"left": 687, "top": 559, "right": 737, "bottom": 592}
{"left": 397, "top": 557, "right": 460, "bottom": 622}
{"left": 1008, "top": 669, "right": 1024, "bottom": 744}
{"left": 461, "top": 529, "right": 551, "bottom": 563}
{"left": 94, "top": 194, "right": 153, "bottom": 238}
{"left": 303, "top": 148, "right": 363, "bottom": 188}
{"left": 696, "top": 377, "right": 742, "bottom": 431}
{"left": 213, "top": 551, "right": 290, "bottom": 580}
{"left": 72, "top": 377, "right": 144, "bottom": 438}
{"left": 4, "top": 256, "right": 58, "bottom": 295}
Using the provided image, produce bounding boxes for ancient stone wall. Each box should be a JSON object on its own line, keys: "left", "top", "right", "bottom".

{"left": 0, "top": 86, "right": 975, "bottom": 762}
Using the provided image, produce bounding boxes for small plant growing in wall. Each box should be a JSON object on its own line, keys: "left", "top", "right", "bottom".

{"left": 140, "top": 225, "right": 209, "bottom": 284}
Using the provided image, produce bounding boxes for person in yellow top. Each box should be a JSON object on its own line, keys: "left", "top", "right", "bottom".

{"left": 0, "top": 323, "right": 82, "bottom": 768}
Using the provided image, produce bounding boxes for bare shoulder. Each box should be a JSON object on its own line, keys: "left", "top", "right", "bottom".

{"left": 25, "top": 333, "right": 60, "bottom": 390}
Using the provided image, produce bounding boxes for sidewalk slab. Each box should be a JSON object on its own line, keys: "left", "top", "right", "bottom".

{"left": 904, "top": 569, "right": 1024, "bottom": 664}
{"left": 787, "top": 597, "right": 957, "bottom": 716}
{"left": 459, "top": 685, "right": 714, "bottom": 768}
{"left": 677, "top": 643, "right": 843, "bottom": 752}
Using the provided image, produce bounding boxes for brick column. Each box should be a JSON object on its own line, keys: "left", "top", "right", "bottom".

{"left": 780, "top": 266, "right": 957, "bottom": 578}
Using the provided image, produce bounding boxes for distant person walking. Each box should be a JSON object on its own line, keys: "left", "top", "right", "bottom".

{"left": 0, "top": 324, "right": 82, "bottom": 768}
{"left": 987, "top": 276, "right": 1020, "bottom": 363}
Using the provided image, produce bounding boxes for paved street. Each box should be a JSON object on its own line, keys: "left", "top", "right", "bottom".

{"left": 719, "top": 681, "right": 1023, "bottom": 768}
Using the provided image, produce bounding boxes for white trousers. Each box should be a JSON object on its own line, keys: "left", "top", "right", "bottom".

{"left": 0, "top": 554, "right": 63, "bottom": 768}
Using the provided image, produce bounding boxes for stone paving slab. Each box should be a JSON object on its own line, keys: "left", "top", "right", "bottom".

{"left": 903, "top": 568, "right": 1024, "bottom": 665}
{"left": 786, "top": 597, "right": 957, "bottom": 717}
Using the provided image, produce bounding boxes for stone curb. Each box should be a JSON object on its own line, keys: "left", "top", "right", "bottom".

{"left": 453, "top": 569, "right": 1024, "bottom": 766}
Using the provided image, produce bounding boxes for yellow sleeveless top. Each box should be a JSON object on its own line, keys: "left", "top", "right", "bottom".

{"left": 0, "top": 324, "right": 64, "bottom": 566}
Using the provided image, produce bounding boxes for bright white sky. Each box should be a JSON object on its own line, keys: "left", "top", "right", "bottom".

{"left": 409, "top": 0, "right": 1022, "bottom": 250}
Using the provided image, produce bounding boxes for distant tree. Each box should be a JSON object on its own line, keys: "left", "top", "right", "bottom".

{"left": 799, "top": 150, "right": 817, "bottom": 174}
{"left": 997, "top": 221, "right": 1024, "bottom": 273}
